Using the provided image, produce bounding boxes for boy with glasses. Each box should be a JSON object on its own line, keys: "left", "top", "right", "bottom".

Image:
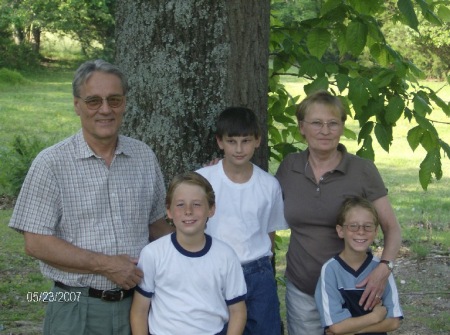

{"left": 315, "top": 197, "right": 403, "bottom": 335}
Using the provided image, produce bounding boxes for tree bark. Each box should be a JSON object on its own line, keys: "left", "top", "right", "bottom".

{"left": 115, "top": 0, "right": 270, "bottom": 183}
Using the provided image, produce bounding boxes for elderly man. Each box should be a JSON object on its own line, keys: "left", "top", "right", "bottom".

{"left": 9, "top": 59, "right": 172, "bottom": 334}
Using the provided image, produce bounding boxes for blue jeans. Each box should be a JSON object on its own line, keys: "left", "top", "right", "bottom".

{"left": 242, "top": 256, "right": 281, "bottom": 335}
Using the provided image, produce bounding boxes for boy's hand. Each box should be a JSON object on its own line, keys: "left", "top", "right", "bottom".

{"left": 371, "top": 303, "right": 387, "bottom": 323}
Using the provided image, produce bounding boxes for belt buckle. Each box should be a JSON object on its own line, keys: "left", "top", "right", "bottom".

{"left": 101, "top": 289, "right": 124, "bottom": 302}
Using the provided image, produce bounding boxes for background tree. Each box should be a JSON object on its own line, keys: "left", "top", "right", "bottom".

{"left": 268, "top": 0, "right": 450, "bottom": 190}
{"left": 0, "top": 0, "right": 116, "bottom": 66}
{"left": 115, "top": 0, "right": 271, "bottom": 182}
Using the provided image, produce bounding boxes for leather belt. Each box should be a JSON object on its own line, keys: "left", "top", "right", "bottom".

{"left": 54, "top": 281, "right": 134, "bottom": 302}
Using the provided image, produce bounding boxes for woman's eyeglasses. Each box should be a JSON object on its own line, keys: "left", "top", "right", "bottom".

{"left": 302, "top": 120, "right": 342, "bottom": 131}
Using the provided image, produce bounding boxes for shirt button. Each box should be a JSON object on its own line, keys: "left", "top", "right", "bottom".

{"left": 316, "top": 187, "right": 320, "bottom": 192}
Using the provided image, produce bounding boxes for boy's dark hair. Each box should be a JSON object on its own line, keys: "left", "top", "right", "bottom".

{"left": 216, "top": 107, "right": 261, "bottom": 139}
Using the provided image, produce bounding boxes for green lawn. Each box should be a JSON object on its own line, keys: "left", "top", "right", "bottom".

{"left": 0, "top": 67, "right": 449, "bottom": 333}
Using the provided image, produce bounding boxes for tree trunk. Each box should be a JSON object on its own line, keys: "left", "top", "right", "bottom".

{"left": 115, "top": 0, "right": 270, "bottom": 183}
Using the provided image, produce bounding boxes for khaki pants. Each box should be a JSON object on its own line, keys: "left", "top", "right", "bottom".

{"left": 285, "top": 278, "right": 322, "bottom": 335}
{"left": 43, "top": 284, "right": 132, "bottom": 335}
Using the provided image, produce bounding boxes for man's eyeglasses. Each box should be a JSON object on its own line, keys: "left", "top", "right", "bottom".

{"left": 78, "top": 95, "right": 125, "bottom": 110}
{"left": 302, "top": 120, "right": 342, "bottom": 131}
{"left": 343, "top": 223, "right": 377, "bottom": 232}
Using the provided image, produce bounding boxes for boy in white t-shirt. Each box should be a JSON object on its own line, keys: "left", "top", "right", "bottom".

{"left": 130, "top": 172, "right": 247, "bottom": 335}
{"left": 197, "top": 107, "right": 288, "bottom": 334}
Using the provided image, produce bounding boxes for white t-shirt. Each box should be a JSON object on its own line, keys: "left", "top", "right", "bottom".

{"left": 136, "top": 233, "right": 247, "bottom": 335}
{"left": 197, "top": 160, "right": 288, "bottom": 263}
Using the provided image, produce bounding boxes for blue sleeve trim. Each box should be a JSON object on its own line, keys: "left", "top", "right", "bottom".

{"left": 226, "top": 294, "right": 246, "bottom": 306}
{"left": 135, "top": 285, "right": 153, "bottom": 298}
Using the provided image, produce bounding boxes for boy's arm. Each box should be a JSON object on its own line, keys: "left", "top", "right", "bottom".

{"left": 130, "top": 291, "right": 151, "bottom": 335}
{"left": 328, "top": 304, "right": 387, "bottom": 335}
{"left": 357, "top": 317, "right": 401, "bottom": 333}
{"left": 226, "top": 301, "right": 247, "bottom": 335}
{"left": 269, "top": 232, "right": 275, "bottom": 254}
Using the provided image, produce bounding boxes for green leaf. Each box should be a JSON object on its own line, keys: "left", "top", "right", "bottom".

{"left": 397, "top": 0, "right": 419, "bottom": 31}
{"left": 419, "top": 153, "right": 433, "bottom": 190}
{"left": 420, "top": 131, "right": 438, "bottom": 152}
{"left": 269, "top": 125, "right": 282, "bottom": 144}
{"left": 414, "top": 113, "right": 439, "bottom": 137}
{"left": 374, "top": 123, "right": 392, "bottom": 152}
{"left": 407, "top": 126, "right": 423, "bottom": 151}
{"left": 372, "top": 69, "right": 396, "bottom": 88}
{"left": 348, "top": 78, "right": 370, "bottom": 109}
{"left": 429, "top": 92, "right": 450, "bottom": 117}
{"left": 273, "top": 114, "right": 297, "bottom": 125}
{"left": 300, "top": 58, "right": 326, "bottom": 77}
{"left": 356, "top": 136, "right": 375, "bottom": 161}
{"left": 413, "top": 95, "right": 432, "bottom": 116}
{"left": 385, "top": 95, "right": 405, "bottom": 125}
{"left": 307, "top": 28, "right": 331, "bottom": 59}
{"left": 304, "top": 77, "right": 329, "bottom": 95}
{"left": 440, "top": 139, "right": 450, "bottom": 159}
{"left": 438, "top": 5, "right": 450, "bottom": 22}
{"left": 343, "top": 127, "right": 357, "bottom": 140}
{"left": 418, "top": 149, "right": 441, "bottom": 190}
{"left": 346, "top": 20, "right": 368, "bottom": 56}
{"left": 321, "top": 0, "right": 344, "bottom": 15}
{"left": 370, "top": 44, "right": 390, "bottom": 66}
{"left": 335, "top": 74, "right": 349, "bottom": 92}
{"left": 357, "top": 121, "right": 375, "bottom": 144}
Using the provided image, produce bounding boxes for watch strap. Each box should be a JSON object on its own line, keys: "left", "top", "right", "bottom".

{"left": 380, "top": 259, "right": 394, "bottom": 270}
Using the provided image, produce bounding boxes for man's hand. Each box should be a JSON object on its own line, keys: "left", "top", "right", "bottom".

{"left": 203, "top": 157, "right": 221, "bottom": 167}
{"left": 356, "top": 263, "right": 390, "bottom": 310}
{"left": 100, "top": 255, "right": 143, "bottom": 290}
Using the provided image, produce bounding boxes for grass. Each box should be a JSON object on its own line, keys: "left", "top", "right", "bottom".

{"left": 0, "top": 67, "right": 79, "bottom": 148}
{"left": 0, "top": 66, "right": 449, "bottom": 333}
{"left": 0, "top": 210, "right": 50, "bottom": 331}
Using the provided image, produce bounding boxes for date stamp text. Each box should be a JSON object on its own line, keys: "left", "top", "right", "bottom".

{"left": 26, "top": 291, "right": 81, "bottom": 303}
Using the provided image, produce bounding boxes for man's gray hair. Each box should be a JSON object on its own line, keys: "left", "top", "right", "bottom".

{"left": 72, "top": 59, "right": 128, "bottom": 97}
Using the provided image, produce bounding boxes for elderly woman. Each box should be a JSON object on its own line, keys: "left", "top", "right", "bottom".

{"left": 275, "top": 90, "right": 402, "bottom": 335}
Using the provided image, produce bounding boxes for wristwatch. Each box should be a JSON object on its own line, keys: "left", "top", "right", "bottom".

{"left": 380, "top": 259, "right": 394, "bottom": 271}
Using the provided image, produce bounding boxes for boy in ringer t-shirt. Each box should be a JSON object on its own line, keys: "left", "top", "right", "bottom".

{"left": 315, "top": 197, "right": 403, "bottom": 335}
{"left": 130, "top": 172, "right": 247, "bottom": 335}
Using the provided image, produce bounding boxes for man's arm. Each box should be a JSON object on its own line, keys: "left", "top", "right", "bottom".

{"left": 226, "top": 301, "right": 247, "bottom": 335}
{"left": 357, "top": 196, "right": 402, "bottom": 310}
{"left": 148, "top": 217, "right": 175, "bottom": 241}
{"left": 24, "top": 232, "right": 143, "bottom": 289}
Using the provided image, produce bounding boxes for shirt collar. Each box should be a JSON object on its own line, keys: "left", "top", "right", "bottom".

{"left": 74, "top": 130, "right": 132, "bottom": 159}
{"left": 292, "top": 143, "right": 349, "bottom": 175}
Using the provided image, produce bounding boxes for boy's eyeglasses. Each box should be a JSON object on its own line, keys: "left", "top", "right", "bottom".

{"left": 78, "top": 95, "right": 125, "bottom": 110}
{"left": 302, "top": 120, "right": 342, "bottom": 131}
{"left": 343, "top": 223, "right": 376, "bottom": 232}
